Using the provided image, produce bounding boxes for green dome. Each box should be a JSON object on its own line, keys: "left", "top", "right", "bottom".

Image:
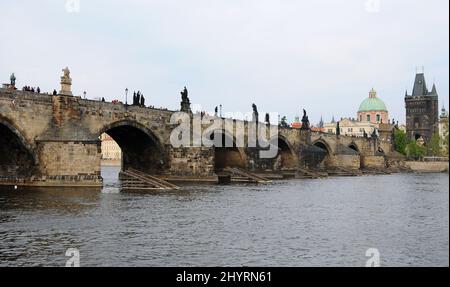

{"left": 358, "top": 89, "right": 388, "bottom": 112}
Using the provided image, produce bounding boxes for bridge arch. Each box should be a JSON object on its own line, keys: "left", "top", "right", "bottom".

{"left": 209, "top": 130, "right": 247, "bottom": 171}
{"left": 312, "top": 139, "right": 333, "bottom": 155}
{"left": 348, "top": 142, "right": 364, "bottom": 169}
{"left": 348, "top": 142, "right": 360, "bottom": 153}
{"left": 0, "top": 116, "right": 38, "bottom": 177}
{"left": 96, "top": 120, "right": 166, "bottom": 173}
{"left": 311, "top": 139, "right": 333, "bottom": 168}
{"left": 272, "top": 135, "right": 298, "bottom": 170}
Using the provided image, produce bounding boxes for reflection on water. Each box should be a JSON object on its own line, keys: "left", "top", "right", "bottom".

{"left": 0, "top": 166, "right": 448, "bottom": 267}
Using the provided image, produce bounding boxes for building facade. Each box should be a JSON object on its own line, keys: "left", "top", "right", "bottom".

{"left": 405, "top": 72, "right": 439, "bottom": 143}
{"left": 100, "top": 133, "right": 122, "bottom": 161}
{"left": 323, "top": 118, "right": 378, "bottom": 137}
{"left": 357, "top": 88, "right": 389, "bottom": 124}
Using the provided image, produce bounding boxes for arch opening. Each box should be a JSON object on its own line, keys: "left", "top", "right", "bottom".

{"left": 212, "top": 132, "right": 246, "bottom": 171}
{"left": 100, "top": 122, "right": 165, "bottom": 174}
{"left": 275, "top": 138, "right": 297, "bottom": 170}
{"left": 0, "top": 123, "right": 36, "bottom": 178}
{"left": 348, "top": 143, "right": 364, "bottom": 169}
{"left": 309, "top": 141, "right": 331, "bottom": 168}
{"left": 348, "top": 143, "right": 359, "bottom": 153}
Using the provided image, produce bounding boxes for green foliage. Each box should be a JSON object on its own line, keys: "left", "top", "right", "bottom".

{"left": 279, "top": 116, "right": 289, "bottom": 128}
{"left": 393, "top": 129, "right": 408, "bottom": 155}
{"left": 429, "top": 132, "right": 442, "bottom": 156}
{"left": 405, "top": 140, "right": 426, "bottom": 160}
{"left": 443, "top": 121, "right": 449, "bottom": 156}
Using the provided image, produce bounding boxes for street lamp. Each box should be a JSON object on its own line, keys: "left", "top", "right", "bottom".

{"left": 219, "top": 104, "right": 223, "bottom": 118}
{"left": 125, "top": 88, "right": 128, "bottom": 105}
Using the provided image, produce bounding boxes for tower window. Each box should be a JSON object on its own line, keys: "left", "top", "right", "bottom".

{"left": 367, "top": 115, "right": 371, "bottom": 122}
{"left": 376, "top": 114, "right": 381, "bottom": 122}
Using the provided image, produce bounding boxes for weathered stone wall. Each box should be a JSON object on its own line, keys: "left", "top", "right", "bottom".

{"left": 37, "top": 141, "right": 101, "bottom": 177}
{"left": 169, "top": 146, "right": 215, "bottom": 176}
{"left": 328, "top": 154, "right": 361, "bottom": 169}
{"left": 364, "top": 155, "right": 386, "bottom": 169}
{"left": 406, "top": 161, "right": 449, "bottom": 173}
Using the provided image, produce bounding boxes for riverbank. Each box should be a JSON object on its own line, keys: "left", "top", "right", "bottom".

{"left": 405, "top": 161, "right": 449, "bottom": 173}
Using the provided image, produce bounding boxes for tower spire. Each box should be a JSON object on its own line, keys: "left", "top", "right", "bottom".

{"left": 431, "top": 82, "right": 437, "bottom": 94}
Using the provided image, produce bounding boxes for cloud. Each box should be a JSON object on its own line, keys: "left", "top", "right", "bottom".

{"left": 0, "top": 0, "right": 448, "bottom": 124}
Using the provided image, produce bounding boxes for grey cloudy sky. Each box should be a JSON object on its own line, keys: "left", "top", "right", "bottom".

{"left": 1, "top": 0, "right": 448, "bottom": 124}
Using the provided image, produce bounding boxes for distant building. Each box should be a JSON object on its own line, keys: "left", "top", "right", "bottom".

{"left": 357, "top": 88, "right": 389, "bottom": 124}
{"left": 291, "top": 116, "right": 324, "bottom": 132}
{"left": 100, "top": 133, "right": 122, "bottom": 161}
{"left": 322, "top": 88, "right": 392, "bottom": 137}
{"left": 323, "top": 118, "right": 378, "bottom": 137}
{"left": 405, "top": 72, "right": 439, "bottom": 143}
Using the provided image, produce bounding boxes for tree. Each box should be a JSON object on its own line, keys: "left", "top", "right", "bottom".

{"left": 442, "top": 121, "right": 449, "bottom": 156}
{"left": 429, "top": 132, "right": 442, "bottom": 156}
{"left": 279, "top": 116, "right": 289, "bottom": 128}
{"left": 393, "top": 129, "right": 408, "bottom": 155}
{"left": 405, "top": 140, "right": 426, "bottom": 160}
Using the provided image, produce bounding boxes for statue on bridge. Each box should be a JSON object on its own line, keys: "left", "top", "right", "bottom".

{"left": 181, "top": 86, "right": 189, "bottom": 102}
{"left": 371, "top": 128, "right": 378, "bottom": 139}
{"left": 180, "top": 86, "right": 192, "bottom": 113}
{"left": 10, "top": 73, "right": 16, "bottom": 87}
{"left": 252, "top": 103, "right": 259, "bottom": 122}
{"left": 336, "top": 121, "right": 341, "bottom": 136}
{"left": 59, "top": 67, "right": 73, "bottom": 96}
{"left": 300, "top": 109, "right": 310, "bottom": 131}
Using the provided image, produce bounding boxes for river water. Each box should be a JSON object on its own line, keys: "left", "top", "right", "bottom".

{"left": 0, "top": 166, "right": 448, "bottom": 267}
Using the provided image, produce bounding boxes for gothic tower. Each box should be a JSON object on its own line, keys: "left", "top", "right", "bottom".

{"left": 405, "top": 72, "right": 439, "bottom": 144}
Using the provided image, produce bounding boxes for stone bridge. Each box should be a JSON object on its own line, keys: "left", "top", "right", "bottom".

{"left": 0, "top": 88, "right": 394, "bottom": 187}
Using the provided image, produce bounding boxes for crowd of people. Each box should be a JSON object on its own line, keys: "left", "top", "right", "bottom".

{"left": 22, "top": 86, "right": 41, "bottom": 93}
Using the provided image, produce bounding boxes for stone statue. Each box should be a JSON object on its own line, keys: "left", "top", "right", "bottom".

{"left": 10, "top": 73, "right": 16, "bottom": 87}
{"left": 265, "top": 113, "right": 270, "bottom": 124}
{"left": 371, "top": 128, "right": 378, "bottom": 139}
{"left": 181, "top": 86, "right": 189, "bottom": 102}
{"left": 180, "top": 86, "right": 192, "bottom": 113}
{"left": 252, "top": 103, "right": 259, "bottom": 122}
{"left": 363, "top": 129, "right": 368, "bottom": 138}
{"left": 336, "top": 121, "right": 341, "bottom": 136}
{"left": 252, "top": 103, "right": 258, "bottom": 115}
{"left": 62, "top": 67, "right": 70, "bottom": 78}
{"left": 215, "top": 106, "right": 218, "bottom": 116}
{"left": 59, "top": 66, "right": 73, "bottom": 96}
{"left": 300, "top": 109, "right": 310, "bottom": 131}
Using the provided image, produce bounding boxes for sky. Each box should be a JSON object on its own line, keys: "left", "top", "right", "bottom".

{"left": 0, "top": 0, "right": 448, "bottom": 124}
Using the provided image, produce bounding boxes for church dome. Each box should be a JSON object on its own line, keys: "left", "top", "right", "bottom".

{"left": 358, "top": 88, "right": 387, "bottom": 112}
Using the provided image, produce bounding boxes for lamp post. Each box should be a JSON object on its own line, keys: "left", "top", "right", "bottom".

{"left": 219, "top": 104, "right": 223, "bottom": 118}
{"left": 125, "top": 88, "right": 128, "bottom": 106}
